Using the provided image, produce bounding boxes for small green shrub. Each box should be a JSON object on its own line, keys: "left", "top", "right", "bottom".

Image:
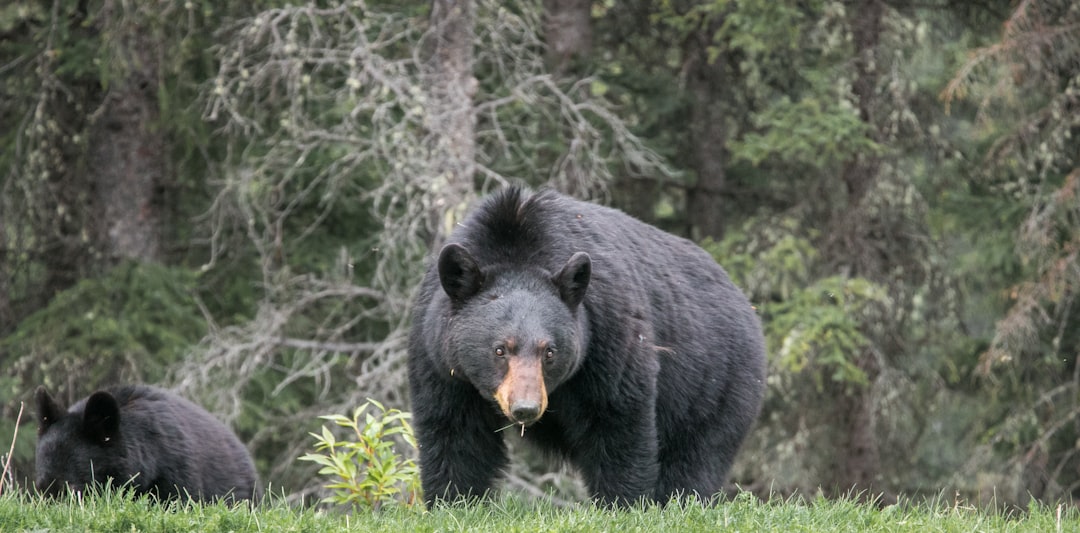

{"left": 299, "top": 399, "right": 421, "bottom": 511}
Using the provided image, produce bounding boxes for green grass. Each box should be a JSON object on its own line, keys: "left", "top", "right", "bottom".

{"left": 0, "top": 488, "right": 1076, "bottom": 532}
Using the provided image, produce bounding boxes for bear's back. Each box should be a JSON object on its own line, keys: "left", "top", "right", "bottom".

{"left": 111, "top": 385, "right": 259, "bottom": 501}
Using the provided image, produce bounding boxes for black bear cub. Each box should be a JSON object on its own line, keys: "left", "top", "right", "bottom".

{"left": 34, "top": 384, "right": 260, "bottom": 502}
{"left": 408, "top": 187, "right": 767, "bottom": 506}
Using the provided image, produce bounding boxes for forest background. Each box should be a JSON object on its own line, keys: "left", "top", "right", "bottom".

{"left": 1, "top": 0, "right": 1079, "bottom": 508}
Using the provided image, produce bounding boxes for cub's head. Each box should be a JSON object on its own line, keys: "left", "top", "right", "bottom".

{"left": 34, "top": 386, "right": 131, "bottom": 497}
{"left": 438, "top": 243, "right": 590, "bottom": 426}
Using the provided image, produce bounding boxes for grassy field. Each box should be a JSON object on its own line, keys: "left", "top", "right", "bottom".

{"left": 0, "top": 489, "right": 1076, "bottom": 532}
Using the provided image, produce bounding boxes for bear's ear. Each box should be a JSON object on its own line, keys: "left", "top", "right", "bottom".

{"left": 438, "top": 243, "right": 484, "bottom": 304}
{"left": 555, "top": 252, "right": 591, "bottom": 308}
{"left": 35, "top": 386, "right": 64, "bottom": 435}
{"left": 82, "top": 391, "right": 121, "bottom": 446}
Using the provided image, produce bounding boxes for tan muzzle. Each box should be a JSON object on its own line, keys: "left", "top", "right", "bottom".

{"left": 494, "top": 356, "right": 548, "bottom": 425}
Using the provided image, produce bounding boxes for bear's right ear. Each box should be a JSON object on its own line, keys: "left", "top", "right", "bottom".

{"left": 438, "top": 243, "right": 484, "bottom": 304}
{"left": 35, "top": 386, "right": 64, "bottom": 435}
{"left": 82, "top": 391, "right": 121, "bottom": 446}
{"left": 555, "top": 252, "right": 591, "bottom": 308}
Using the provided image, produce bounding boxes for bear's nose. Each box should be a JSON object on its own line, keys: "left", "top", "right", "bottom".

{"left": 510, "top": 400, "right": 541, "bottom": 424}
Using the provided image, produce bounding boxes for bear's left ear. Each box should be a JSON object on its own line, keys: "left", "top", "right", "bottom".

{"left": 82, "top": 391, "right": 121, "bottom": 446}
{"left": 438, "top": 243, "right": 485, "bottom": 304}
{"left": 35, "top": 386, "right": 64, "bottom": 435}
{"left": 555, "top": 252, "right": 591, "bottom": 308}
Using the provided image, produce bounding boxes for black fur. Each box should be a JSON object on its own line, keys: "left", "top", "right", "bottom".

{"left": 408, "top": 187, "right": 767, "bottom": 506}
{"left": 34, "top": 384, "right": 260, "bottom": 502}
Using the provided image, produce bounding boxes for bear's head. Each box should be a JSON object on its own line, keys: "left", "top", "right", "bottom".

{"left": 437, "top": 243, "right": 590, "bottom": 427}
{"left": 34, "top": 386, "right": 133, "bottom": 497}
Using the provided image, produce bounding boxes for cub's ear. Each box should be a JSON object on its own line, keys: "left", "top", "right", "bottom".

{"left": 35, "top": 386, "right": 64, "bottom": 435}
{"left": 438, "top": 243, "right": 484, "bottom": 304}
{"left": 555, "top": 252, "right": 591, "bottom": 308}
{"left": 82, "top": 391, "right": 121, "bottom": 446}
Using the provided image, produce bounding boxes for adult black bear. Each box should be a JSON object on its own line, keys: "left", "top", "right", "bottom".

{"left": 34, "top": 385, "right": 260, "bottom": 502}
{"left": 408, "top": 187, "right": 766, "bottom": 506}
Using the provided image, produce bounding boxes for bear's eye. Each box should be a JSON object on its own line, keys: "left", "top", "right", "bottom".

{"left": 495, "top": 347, "right": 505, "bottom": 358}
{"left": 545, "top": 348, "right": 555, "bottom": 360}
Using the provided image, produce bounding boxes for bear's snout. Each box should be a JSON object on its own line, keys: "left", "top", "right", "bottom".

{"left": 495, "top": 356, "right": 548, "bottom": 425}
{"left": 510, "top": 400, "right": 542, "bottom": 424}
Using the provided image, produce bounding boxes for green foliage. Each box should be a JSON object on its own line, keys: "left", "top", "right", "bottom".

{"left": 703, "top": 217, "right": 818, "bottom": 301}
{"left": 706, "top": 223, "right": 888, "bottom": 390}
{"left": 299, "top": 400, "right": 421, "bottom": 511}
{"left": 936, "top": 0, "right": 1080, "bottom": 502}
{"left": 765, "top": 276, "right": 889, "bottom": 389}
{"left": 655, "top": 0, "right": 822, "bottom": 72}
{"left": 730, "top": 95, "right": 883, "bottom": 170}
{"left": 0, "top": 486, "right": 1075, "bottom": 532}
{"left": 2, "top": 261, "right": 206, "bottom": 386}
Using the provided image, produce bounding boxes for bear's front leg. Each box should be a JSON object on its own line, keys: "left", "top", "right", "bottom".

{"left": 412, "top": 378, "right": 508, "bottom": 506}
{"left": 571, "top": 406, "right": 660, "bottom": 506}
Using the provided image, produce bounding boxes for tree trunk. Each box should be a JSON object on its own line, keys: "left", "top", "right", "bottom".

{"left": 541, "top": 0, "right": 593, "bottom": 197}
{"left": 86, "top": 28, "right": 165, "bottom": 263}
{"left": 821, "top": 0, "right": 887, "bottom": 495}
{"left": 841, "top": 0, "right": 884, "bottom": 209}
{"left": 543, "top": 0, "right": 592, "bottom": 77}
{"left": 426, "top": 0, "right": 478, "bottom": 241}
{"left": 821, "top": 350, "right": 883, "bottom": 498}
{"left": 684, "top": 19, "right": 730, "bottom": 241}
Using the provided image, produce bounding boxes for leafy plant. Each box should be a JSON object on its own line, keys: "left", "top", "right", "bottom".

{"left": 299, "top": 400, "right": 421, "bottom": 511}
{"left": 764, "top": 276, "right": 890, "bottom": 389}
{"left": 706, "top": 219, "right": 889, "bottom": 390}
